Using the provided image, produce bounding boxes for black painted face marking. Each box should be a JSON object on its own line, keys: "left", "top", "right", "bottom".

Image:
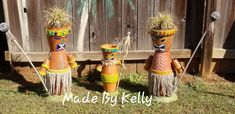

{"left": 153, "top": 43, "right": 166, "bottom": 52}
{"left": 54, "top": 37, "right": 61, "bottom": 40}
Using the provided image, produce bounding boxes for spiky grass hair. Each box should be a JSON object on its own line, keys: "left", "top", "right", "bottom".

{"left": 44, "top": 7, "right": 71, "bottom": 28}
{"left": 149, "top": 11, "right": 176, "bottom": 31}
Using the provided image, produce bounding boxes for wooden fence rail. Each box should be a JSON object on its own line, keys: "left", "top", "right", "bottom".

{"left": 2, "top": 0, "right": 235, "bottom": 76}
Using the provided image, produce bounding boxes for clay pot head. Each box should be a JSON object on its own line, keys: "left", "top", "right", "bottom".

{"left": 46, "top": 26, "right": 71, "bottom": 51}
{"left": 101, "top": 44, "right": 118, "bottom": 61}
{"left": 149, "top": 29, "right": 176, "bottom": 52}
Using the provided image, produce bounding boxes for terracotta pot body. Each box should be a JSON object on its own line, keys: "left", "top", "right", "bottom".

{"left": 145, "top": 29, "right": 177, "bottom": 97}
{"left": 39, "top": 26, "right": 77, "bottom": 95}
{"left": 100, "top": 44, "right": 119, "bottom": 93}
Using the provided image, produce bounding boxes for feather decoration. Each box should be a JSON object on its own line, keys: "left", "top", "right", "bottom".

{"left": 117, "top": 32, "right": 131, "bottom": 69}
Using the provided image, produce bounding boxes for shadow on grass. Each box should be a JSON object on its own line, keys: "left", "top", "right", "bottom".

{"left": 74, "top": 69, "right": 150, "bottom": 95}
{"left": 203, "top": 91, "right": 235, "bottom": 99}
{"left": 0, "top": 70, "right": 47, "bottom": 96}
{"left": 186, "top": 83, "right": 235, "bottom": 99}
{"left": 119, "top": 79, "right": 149, "bottom": 95}
{"left": 73, "top": 69, "right": 103, "bottom": 93}
{"left": 217, "top": 73, "right": 235, "bottom": 82}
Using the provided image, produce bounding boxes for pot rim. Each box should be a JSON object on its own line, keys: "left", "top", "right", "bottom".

{"left": 46, "top": 25, "right": 71, "bottom": 30}
{"left": 149, "top": 29, "right": 176, "bottom": 37}
{"left": 101, "top": 44, "right": 118, "bottom": 52}
{"left": 46, "top": 25, "right": 71, "bottom": 37}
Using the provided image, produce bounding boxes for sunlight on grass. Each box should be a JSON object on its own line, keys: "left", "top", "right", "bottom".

{"left": 0, "top": 73, "right": 235, "bottom": 113}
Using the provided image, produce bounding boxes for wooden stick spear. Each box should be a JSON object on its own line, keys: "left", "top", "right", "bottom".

{"left": 172, "top": 11, "right": 220, "bottom": 94}
{"left": 0, "top": 22, "right": 49, "bottom": 92}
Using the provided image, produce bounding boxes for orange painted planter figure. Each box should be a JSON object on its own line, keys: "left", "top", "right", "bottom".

{"left": 97, "top": 44, "right": 121, "bottom": 93}
{"left": 39, "top": 26, "right": 77, "bottom": 95}
{"left": 145, "top": 29, "right": 182, "bottom": 101}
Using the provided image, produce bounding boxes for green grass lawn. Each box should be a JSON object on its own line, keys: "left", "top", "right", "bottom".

{"left": 0, "top": 73, "right": 235, "bottom": 114}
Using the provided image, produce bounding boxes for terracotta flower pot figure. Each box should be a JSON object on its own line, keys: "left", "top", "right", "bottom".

{"left": 145, "top": 12, "right": 183, "bottom": 102}
{"left": 97, "top": 44, "right": 121, "bottom": 93}
{"left": 39, "top": 7, "right": 78, "bottom": 95}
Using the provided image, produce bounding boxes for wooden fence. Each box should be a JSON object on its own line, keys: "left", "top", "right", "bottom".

{"left": 2, "top": 0, "right": 235, "bottom": 76}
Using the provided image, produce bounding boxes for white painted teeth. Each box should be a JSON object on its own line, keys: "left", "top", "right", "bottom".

{"left": 153, "top": 44, "right": 165, "bottom": 51}
{"left": 154, "top": 44, "right": 164, "bottom": 48}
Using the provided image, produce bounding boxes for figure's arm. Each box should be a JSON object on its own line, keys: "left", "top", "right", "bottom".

{"left": 116, "top": 59, "right": 122, "bottom": 65}
{"left": 96, "top": 64, "right": 103, "bottom": 72}
{"left": 67, "top": 53, "right": 78, "bottom": 69}
{"left": 171, "top": 59, "right": 184, "bottom": 75}
{"left": 144, "top": 55, "right": 153, "bottom": 71}
{"left": 39, "top": 59, "right": 50, "bottom": 76}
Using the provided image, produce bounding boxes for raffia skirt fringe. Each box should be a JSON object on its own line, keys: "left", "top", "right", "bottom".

{"left": 44, "top": 69, "right": 72, "bottom": 95}
{"left": 148, "top": 72, "right": 177, "bottom": 97}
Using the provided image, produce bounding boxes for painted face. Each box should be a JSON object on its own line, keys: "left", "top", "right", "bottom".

{"left": 48, "top": 37, "right": 67, "bottom": 51}
{"left": 151, "top": 35, "right": 173, "bottom": 52}
{"left": 103, "top": 52, "right": 117, "bottom": 61}
{"left": 101, "top": 44, "right": 118, "bottom": 61}
{"left": 46, "top": 26, "right": 71, "bottom": 51}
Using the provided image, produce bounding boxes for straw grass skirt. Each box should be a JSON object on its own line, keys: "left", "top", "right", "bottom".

{"left": 44, "top": 69, "right": 72, "bottom": 95}
{"left": 148, "top": 72, "right": 177, "bottom": 96}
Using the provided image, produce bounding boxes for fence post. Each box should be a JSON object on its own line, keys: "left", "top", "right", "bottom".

{"left": 200, "top": 0, "right": 216, "bottom": 79}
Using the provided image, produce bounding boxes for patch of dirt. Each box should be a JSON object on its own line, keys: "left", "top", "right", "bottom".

{"left": 176, "top": 72, "right": 231, "bottom": 84}
{"left": 178, "top": 73, "right": 197, "bottom": 83}
{"left": 9, "top": 66, "right": 234, "bottom": 86}
{"left": 204, "top": 72, "right": 229, "bottom": 83}
{"left": 15, "top": 66, "right": 41, "bottom": 83}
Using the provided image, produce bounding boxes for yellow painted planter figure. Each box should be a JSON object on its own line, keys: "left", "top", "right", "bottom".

{"left": 39, "top": 7, "right": 78, "bottom": 95}
{"left": 39, "top": 26, "right": 78, "bottom": 95}
{"left": 97, "top": 44, "right": 121, "bottom": 93}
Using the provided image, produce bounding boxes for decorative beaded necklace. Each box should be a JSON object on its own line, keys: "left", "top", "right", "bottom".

{"left": 101, "top": 59, "right": 118, "bottom": 66}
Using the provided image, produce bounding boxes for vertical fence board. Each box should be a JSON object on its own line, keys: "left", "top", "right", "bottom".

{"left": 89, "top": 0, "right": 106, "bottom": 51}
{"left": 137, "top": 0, "right": 154, "bottom": 50}
{"left": 171, "top": 0, "right": 187, "bottom": 49}
{"left": 122, "top": 0, "right": 137, "bottom": 50}
{"left": 122, "top": 0, "right": 138, "bottom": 73}
{"left": 105, "top": 0, "right": 122, "bottom": 44}
{"left": 89, "top": 0, "right": 106, "bottom": 73}
{"left": 154, "top": 0, "right": 171, "bottom": 12}
{"left": 73, "top": 0, "right": 90, "bottom": 76}
{"left": 27, "top": 0, "right": 42, "bottom": 52}
{"left": 136, "top": 0, "right": 154, "bottom": 73}
{"left": 72, "top": 0, "right": 89, "bottom": 51}
{"left": 7, "top": 0, "right": 22, "bottom": 52}
{"left": 213, "top": 0, "right": 228, "bottom": 48}
{"left": 17, "top": 0, "right": 30, "bottom": 51}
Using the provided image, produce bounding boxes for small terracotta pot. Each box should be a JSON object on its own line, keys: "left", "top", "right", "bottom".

{"left": 46, "top": 25, "right": 71, "bottom": 51}
{"left": 100, "top": 44, "right": 119, "bottom": 93}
